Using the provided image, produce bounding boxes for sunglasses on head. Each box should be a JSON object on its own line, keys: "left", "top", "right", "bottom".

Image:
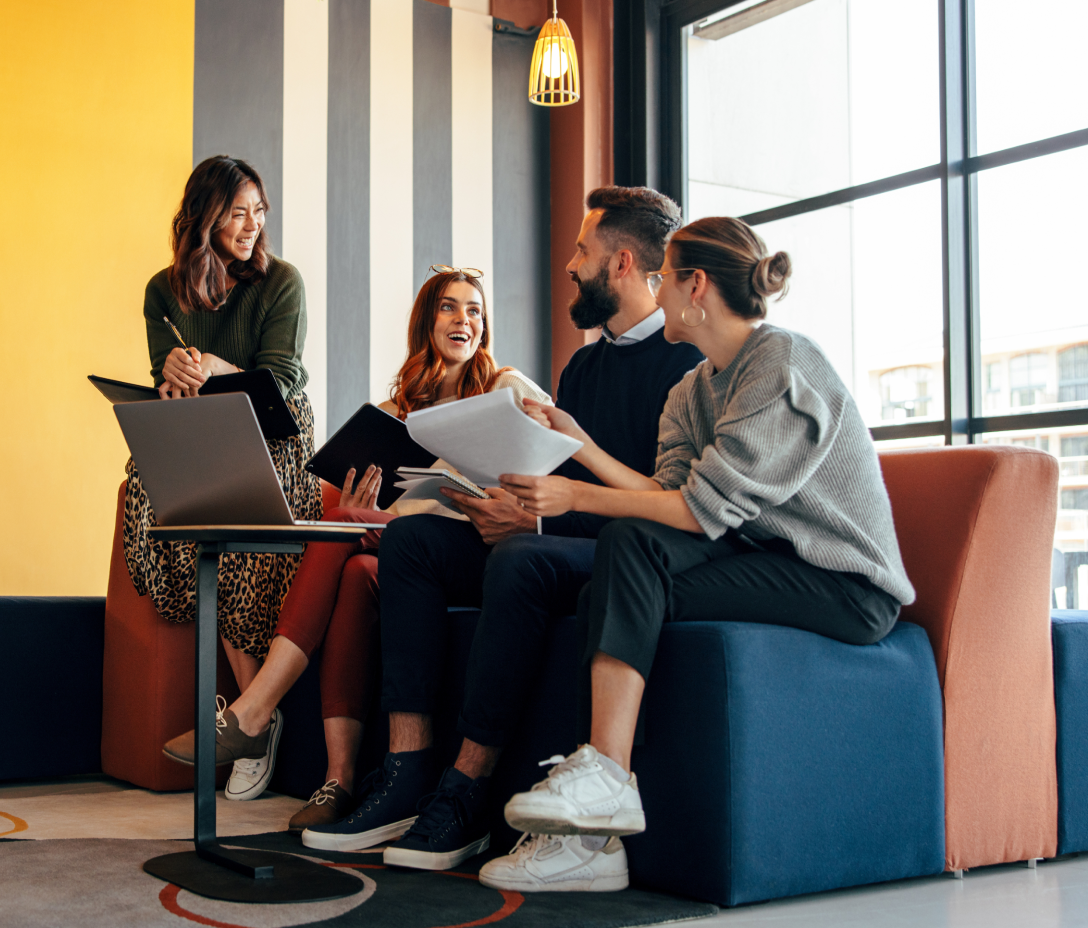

{"left": 429, "top": 264, "right": 485, "bottom": 279}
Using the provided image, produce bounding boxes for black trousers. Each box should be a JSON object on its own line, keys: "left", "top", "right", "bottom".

{"left": 578, "top": 517, "right": 900, "bottom": 700}
{"left": 378, "top": 515, "right": 597, "bottom": 746}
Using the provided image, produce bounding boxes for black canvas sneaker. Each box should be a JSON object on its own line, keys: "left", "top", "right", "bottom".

{"left": 382, "top": 767, "right": 491, "bottom": 870}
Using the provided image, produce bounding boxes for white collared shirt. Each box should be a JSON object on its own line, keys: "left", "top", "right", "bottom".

{"left": 601, "top": 308, "right": 665, "bottom": 346}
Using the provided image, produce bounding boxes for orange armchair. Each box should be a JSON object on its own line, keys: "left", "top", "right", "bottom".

{"left": 100, "top": 479, "right": 340, "bottom": 791}
{"left": 881, "top": 445, "right": 1059, "bottom": 871}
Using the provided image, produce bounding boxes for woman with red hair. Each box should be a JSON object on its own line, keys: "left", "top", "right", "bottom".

{"left": 163, "top": 266, "right": 549, "bottom": 831}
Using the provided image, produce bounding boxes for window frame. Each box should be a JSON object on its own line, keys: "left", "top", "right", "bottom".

{"left": 642, "top": 0, "right": 1088, "bottom": 444}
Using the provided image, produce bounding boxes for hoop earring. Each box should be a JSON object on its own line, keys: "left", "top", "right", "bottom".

{"left": 682, "top": 304, "right": 705, "bottom": 328}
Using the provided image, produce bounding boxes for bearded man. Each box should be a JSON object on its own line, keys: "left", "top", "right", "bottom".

{"left": 301, "top": 186, "right": 703, "bottom": 890}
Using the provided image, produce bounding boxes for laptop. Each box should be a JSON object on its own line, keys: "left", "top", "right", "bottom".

{"left": 113, "top": 392, "right": 384, "bottom": 530}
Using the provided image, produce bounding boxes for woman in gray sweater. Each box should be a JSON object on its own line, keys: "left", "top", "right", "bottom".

{"left": 484, "top": 217, "right": 915, "bottom": 893}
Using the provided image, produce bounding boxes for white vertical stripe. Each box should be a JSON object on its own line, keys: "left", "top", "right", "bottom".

{"left": 370, "top": 0, "right": 414, "bottom": 404}
{"left": 449, "top": 0, "right": 489, "bottom": 13}
{"left": 450, "top": 9, "right": 495, "bottom": 350}
{"left": 282, "top": 0, "right": 329, "bottom": 444}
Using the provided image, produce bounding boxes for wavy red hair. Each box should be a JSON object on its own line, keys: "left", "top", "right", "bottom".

{"left": 389, "top": 271, "right": 511, "bottom": 417}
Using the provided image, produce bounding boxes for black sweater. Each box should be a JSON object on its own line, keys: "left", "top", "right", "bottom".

{"left": 542, "top": 329, "right": 703, "bottom": 538}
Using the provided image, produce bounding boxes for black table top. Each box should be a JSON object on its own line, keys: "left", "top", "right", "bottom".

{"left": 148, "top": 524, "right": 379, "bottom": 544}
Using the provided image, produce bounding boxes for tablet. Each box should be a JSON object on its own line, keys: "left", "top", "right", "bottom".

{"left": 89, "top": 369, "right": 301, "bottom": 441}
{"left": 306, "top": 404, "right": 437, "bottom": 510}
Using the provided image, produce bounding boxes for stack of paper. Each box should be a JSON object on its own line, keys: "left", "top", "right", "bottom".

{"left": 403, "top": 388, "right": 583, "bottom": 487}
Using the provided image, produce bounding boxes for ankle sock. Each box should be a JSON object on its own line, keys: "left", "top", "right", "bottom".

{"left": 595, "top": 751, "right": 630, "bottom": 782}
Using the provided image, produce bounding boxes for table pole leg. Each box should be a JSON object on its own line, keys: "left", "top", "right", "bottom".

{"left": 194, "top": 545, "right": 219, "bottom": 849}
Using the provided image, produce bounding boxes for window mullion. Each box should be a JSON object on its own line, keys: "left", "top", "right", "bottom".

{"left": 939, "top": 0, "right": 972, "bottom": 445}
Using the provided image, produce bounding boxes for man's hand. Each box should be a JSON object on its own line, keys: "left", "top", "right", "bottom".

{"left": 441, "top": 486, "right": 538, "bottom": 545}
{"left": 498, "top": 474, "right": 582, "bottom": 518}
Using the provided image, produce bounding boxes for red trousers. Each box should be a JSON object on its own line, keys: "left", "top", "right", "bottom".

{"left": 274, "top": 506, "right": 396, "bottom": 721}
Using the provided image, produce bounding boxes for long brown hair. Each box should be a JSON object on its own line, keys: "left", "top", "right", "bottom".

{"left": 669, "top": 217, "right": 791, "bottom": 320}
{"left": 168, "top": 156, "right": 273, "bottom": 313}
{"left": 388, "top": 271, "right": 510, "bottom": 417}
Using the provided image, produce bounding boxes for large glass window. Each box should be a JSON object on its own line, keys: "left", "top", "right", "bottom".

{"left": 687, "top": 0, "right": 938, "bottom": 220}
{"left": 976, "top": 146, "right": 1088, "bottom": 416}
{"left": 974, "top": 0, "right": 1088, "bottom": 154}
{"left": 665, "top": 0, "right": 1088, "bottom": 554}
{"left": 754, "top": 181, "right": 942, "bottom": 428}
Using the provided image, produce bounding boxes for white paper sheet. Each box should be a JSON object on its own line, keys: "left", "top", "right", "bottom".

{"left": 405, "top": 388, "right": 583, "bottom": 487}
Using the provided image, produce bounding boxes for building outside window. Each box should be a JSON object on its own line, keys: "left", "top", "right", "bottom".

{"left": 879, "top": 366, "right": 934, "bottom": 421}
{"left": 1059, "top": 345, "right": 1088, "bottom": 404}
{"left": 1009, "top": 353, "right": 1049, "bottom": 408}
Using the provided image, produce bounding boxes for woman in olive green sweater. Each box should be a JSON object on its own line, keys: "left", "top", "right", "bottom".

{"left": 123, "top": 156, "right": 326, "bottom": 798}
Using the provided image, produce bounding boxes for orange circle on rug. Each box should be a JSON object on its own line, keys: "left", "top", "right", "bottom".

{"left": 0, "top": 811, "right": 28, "bottom": 837}
{"left": 159, "top": 863, "right": 525, "bottom": 928}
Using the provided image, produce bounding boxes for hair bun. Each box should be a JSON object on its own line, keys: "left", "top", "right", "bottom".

{"left": 750, "top": 251, "right": 792, "bottom": 301}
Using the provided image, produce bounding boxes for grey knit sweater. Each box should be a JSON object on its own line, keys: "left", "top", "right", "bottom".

{"left": 655, "top": 324, "right": 915, "bottom": 605}
{"left": 143, "top": 257, "right": 308, "bottom": 399}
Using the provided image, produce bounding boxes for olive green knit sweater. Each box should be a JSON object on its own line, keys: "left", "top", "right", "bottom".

{"left": 143, "top": 257, "right": 308, "bottom": 399}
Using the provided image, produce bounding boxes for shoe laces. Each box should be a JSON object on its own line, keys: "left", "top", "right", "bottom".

{"left": 404, "top": 783, "right": 473, "bottom": 840}
{"left": 307, "top": 779, "right": 340, "bottom": 807}
{"left": 214, "top": 695, "right": 228, "bottom": 736}
{"left": 232, "top": 756, "right": 263, "bottom": 778}
{"left": 349, "top": 761, "right": 398, "bottom": 819}
{"left": 508, "top": 831, "right": 561, "bottom": 860}
{"left": 532, "top": 752, "right": 590, "bottom": 791}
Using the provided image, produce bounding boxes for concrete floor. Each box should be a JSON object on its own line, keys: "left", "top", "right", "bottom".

{"left": 3, "top": 775, "right": 1087, "bottom": 927}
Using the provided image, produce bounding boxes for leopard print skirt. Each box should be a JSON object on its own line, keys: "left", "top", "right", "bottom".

{"left": 122, "top": 391, "right": 323, "bottom": 659}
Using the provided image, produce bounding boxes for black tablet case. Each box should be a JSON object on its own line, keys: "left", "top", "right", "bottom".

{"left": 305, "top": 404, "right": 436, "bottom": 511}
{"left": 88, "top": 370, "right": 300, "bottom": 441}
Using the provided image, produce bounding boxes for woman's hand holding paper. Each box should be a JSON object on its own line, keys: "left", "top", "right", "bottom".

{"left": 340, "top": 465, "right": 382, "bottom": 510}
{"left": 521, "top": 399, "right": 593, "bottom": 450}
{"left": 499, "top": 474, "right": 582, "bottom": 518}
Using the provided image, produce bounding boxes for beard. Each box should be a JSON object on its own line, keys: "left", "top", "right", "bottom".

{"left": 568, "top": 264, "right": 620, "bottom": 330}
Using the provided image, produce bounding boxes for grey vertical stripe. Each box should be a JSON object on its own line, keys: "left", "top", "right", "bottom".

{"left": 413, "top": 0, "right": 453, "bottom": 293}
{"left": 193, "top": 0, "right": 285, "bottom": 254}
{"left": 492, "top": 30, "right": 552, "bottom": 392}
{"left": 327, "top": 0, "right": 371, "bottom": 429}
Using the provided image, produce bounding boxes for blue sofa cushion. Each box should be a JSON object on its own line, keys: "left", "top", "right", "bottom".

{"left": 1051, "top": 610, "right": 1088, "bottom": 855}
{"left": 0, "top": 597, "right": 105, "bottom": 781}
{"left": 625, "top": 620, "right": 945, "bottom": 905}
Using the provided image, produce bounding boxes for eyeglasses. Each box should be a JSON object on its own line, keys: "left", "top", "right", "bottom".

{"left": 429, "top": 264, "right": 485, "bottom": 279}
{"left": 646, "top": 268, "right": 699, "bottom": 298}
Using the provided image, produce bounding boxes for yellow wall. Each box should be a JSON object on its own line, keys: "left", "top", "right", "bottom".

{"left": 0, "top": 0, "right": 194, "bottom": 595}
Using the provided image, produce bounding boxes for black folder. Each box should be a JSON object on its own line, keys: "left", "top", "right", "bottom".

{"left": 88, "top": 370, "right": 301, "bottom": 441}
{"left": 305, "top": 404, "right": 437, "bottom": 511}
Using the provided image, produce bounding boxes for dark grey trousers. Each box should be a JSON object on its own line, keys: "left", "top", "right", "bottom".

{"left": 576, "top": 518, "right": 901, "bottom": 742}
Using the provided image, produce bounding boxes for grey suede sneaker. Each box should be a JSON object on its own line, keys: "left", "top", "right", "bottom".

{"left": 162, "top": 695, "right": 270, "bottom": 767}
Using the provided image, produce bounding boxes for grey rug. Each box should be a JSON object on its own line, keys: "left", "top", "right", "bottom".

{"left": 0, "top": 833, "right": 718, "bottom": 928}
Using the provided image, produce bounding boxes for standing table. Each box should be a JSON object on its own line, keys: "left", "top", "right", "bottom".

{"left": 142, "top": 524, "right": 381, "bottom": 903}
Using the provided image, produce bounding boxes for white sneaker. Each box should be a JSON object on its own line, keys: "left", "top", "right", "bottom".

{"left": 224, "top": 708, "right": 283, "bottom": 801}
{"left": 503, "top": 745, "right": 645, "bottom": 837}
{"left": 480, "top": 833, "right": 628, "bottom": 892}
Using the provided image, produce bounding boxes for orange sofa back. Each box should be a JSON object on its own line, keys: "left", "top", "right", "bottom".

{"left": 880, "top": 445, "right": 1059, "bottom": 870}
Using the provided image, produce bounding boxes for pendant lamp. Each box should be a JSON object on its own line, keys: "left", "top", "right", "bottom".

{"left": 528, "top": 1, "right": 580, "bottom": 107}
